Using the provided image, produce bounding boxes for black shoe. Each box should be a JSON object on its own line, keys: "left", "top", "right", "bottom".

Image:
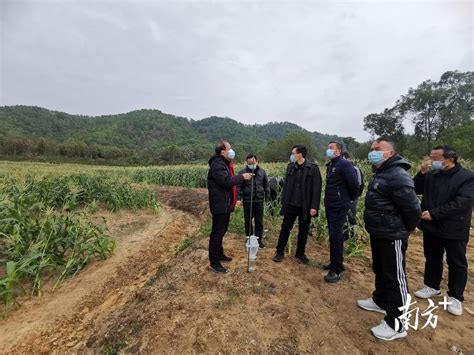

{"left": 210, "top": 263, "right": 227, "bottom": 273}
{"left": 324, "top": 270, "right": 342, "bottom": 283}
{"left": 273, "top": 253, "right": 284, "bottom": 262}
{"left": 322, "top": 263, "right": 332, "bottom": 271}
{"left": 259, "top": 242, "right": 266, "bottom": 249}
{"left": 295, "top": 254, "right": 310, "bottom": 265}
{"left": 220, "top": 255, "right": 232, "bottom": 262}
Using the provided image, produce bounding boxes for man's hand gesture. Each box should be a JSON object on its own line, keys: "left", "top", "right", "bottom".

{"left": 242, "top": 173, "right": 253, "bottom": 181}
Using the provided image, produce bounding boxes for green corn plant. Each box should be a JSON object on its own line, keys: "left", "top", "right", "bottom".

{"left": 0, "top": 261, "right": 22, "bottom": 306}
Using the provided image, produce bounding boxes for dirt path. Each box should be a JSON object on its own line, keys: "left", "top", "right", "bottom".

{"left": 0, "top": 187, "right": 208, "bottom": 353}
{"left": 0, "top": 186, "right": 472, "bottom": 354}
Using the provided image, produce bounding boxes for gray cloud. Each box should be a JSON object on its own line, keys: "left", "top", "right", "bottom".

{"left": 1, "top": 0, "right": 472, "bottom": 141}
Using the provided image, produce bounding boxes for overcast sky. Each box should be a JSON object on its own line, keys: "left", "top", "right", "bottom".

{"left": 1, "top": 0, "right": 472, "bottom": 141}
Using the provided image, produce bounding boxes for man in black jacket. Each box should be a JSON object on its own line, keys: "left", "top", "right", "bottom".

{"left": 357, "top": 137, "right": 421, "bottom": 341}
{"left": 273, "top": 144, "right": 322, "bottom": 264}
{"left": 237, "top": 154, "right": 270, "bottom": 248}
{"left": 324, "top": 141, "right": 360, "bottom": 283}
{"left": 207, "top": 141, "right": 252, "bottom": 273}
{"left": 413, "top": 145, "right": 474, "bottom": 316}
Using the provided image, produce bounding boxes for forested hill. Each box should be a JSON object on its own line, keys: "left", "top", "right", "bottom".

{"left": 0, "top": 105, "right": 342, "bottom": 164}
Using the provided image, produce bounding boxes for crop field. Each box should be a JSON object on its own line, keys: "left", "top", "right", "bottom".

{"left": 0, "top": 159, "right": 473, "bottom": 354}
{"left": 0, "top": 162, "right": 160, "bottom": 307}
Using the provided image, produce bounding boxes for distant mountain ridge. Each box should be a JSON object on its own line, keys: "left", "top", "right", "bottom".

{"left": 0, "top": 105, "right": 344, "bottom": 164}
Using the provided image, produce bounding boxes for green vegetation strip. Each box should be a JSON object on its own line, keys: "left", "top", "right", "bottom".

{"left": 0, "top": 172, "right": 159, "bottom": 307}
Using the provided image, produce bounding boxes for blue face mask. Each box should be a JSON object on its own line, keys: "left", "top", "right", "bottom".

{"left": 368, "top": 151, "right": 385, "bottom": 165}
{"left": 228, "top": 149, "right": 235, "bottom": 160}
{"left": 290, "top": 154, "right": 297, "bottom": 163}
{"left": 247, "top": 164, "right": 256, "bottom": 170}
{"left": 326, "top": 149, "right": 336, "bottom": 159}
{"left": 431, "top": 160, "right": 444, "bottom": 170}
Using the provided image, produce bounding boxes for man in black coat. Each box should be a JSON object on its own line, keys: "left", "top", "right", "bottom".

{"left": 357, "top": 137, "right": 421, "bottom": 341}
{"left": 273, "top": 144, "right": 322, "bottom": 264}
{"left": 237, "top": 154, "right": 270, "bottom": 248}
{"left": 413, "top": 145, "right": 474, "bottom": 316}
{"left": 207, "top": 141, "right": 252, "bottom": 273}
{"left": 323, "top": 141, "right": 360, "bottom": 283}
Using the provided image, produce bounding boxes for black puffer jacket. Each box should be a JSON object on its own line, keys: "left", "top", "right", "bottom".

{"left": 364, "top": 155, "right": 421, "bottom": 240}
{"left": 237, "top": 166, "right": 270, "bottom": 203}
{"left": 207, "top": 155, "right": 244, "bottom": 215}
{"left": 280, "top": 160, "right": 322, "bottom": 221}
{"left": 414, "top": 164, "right": 474, "bottom": 240}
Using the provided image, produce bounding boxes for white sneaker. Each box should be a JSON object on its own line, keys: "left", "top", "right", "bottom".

{"left": 371, "top": 320, "right": 407, "bottom": 341}
{"left": 414, "top": 285, "right": 441, "bottom": 299}
{"left": 447, "top": 296, "right": 463, "bottom": 316}
{"left": 357, "top": 297, "right": 387, "bottom": 315}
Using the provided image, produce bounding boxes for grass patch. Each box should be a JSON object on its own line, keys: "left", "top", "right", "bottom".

{"left": 144, "top": 263, "right": 170, "bottom": 286}
{"left": 103, "top": 337, "right": 127, "bottom": 355}
{"left": 173, "top": 216, "right": 212, "bottom": 256}
{"left": 102, "top": 320, "right": 143, "bottom": 354}
{"left": 200, "top": 218, "right": 212, "bottom": 235}
{"left": 215, "top": 287, "right": 242, "bottom": 309}
{"left": 156, "top": 263, "right": 170, "bottom": 277}
{"left": 228, "top": 206, "right": 245, "bottom": 234}
{"left": 174, "top": 238, "right": 194, "bottom": 255}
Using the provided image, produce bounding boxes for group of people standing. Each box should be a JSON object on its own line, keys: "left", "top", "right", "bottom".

{"left": 206, "top": 138, "right": 473, "bottom": 341}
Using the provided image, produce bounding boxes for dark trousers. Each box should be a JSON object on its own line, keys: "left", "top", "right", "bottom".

{"left": 208, "top": 213, "right": 230, "bottom": 266}
{"left": 276, "top": 205, "right": 311, "bottom": 256}
{"left": 423, "top": 233, "right": 468, "bottom": 302}
{"left": 371, "top": 237, "right": 408, "bottom": 331}
{"left": 326, "top": 207, "right": 349, "bottom": 273}
{"left": 243, "top": 201, "right": 264, "bottom": 240}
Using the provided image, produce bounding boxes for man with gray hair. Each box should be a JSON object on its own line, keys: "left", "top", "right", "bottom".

{"left": 357, "top": 137, "right": 421, "bottom": 341}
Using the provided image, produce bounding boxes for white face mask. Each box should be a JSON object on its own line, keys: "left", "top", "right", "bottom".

{"left": 326, "top": 149, "right": 336, "bottom": 159}
{"left": 431, "top": 160, "right": 444, "bottom": 170}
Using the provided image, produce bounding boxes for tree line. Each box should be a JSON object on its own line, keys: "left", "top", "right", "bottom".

{"left": 362, "top": 70, "right": 473, "bottom": 160}
{"left": 0, "top": 70, "right": 471, "bottom": 165}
